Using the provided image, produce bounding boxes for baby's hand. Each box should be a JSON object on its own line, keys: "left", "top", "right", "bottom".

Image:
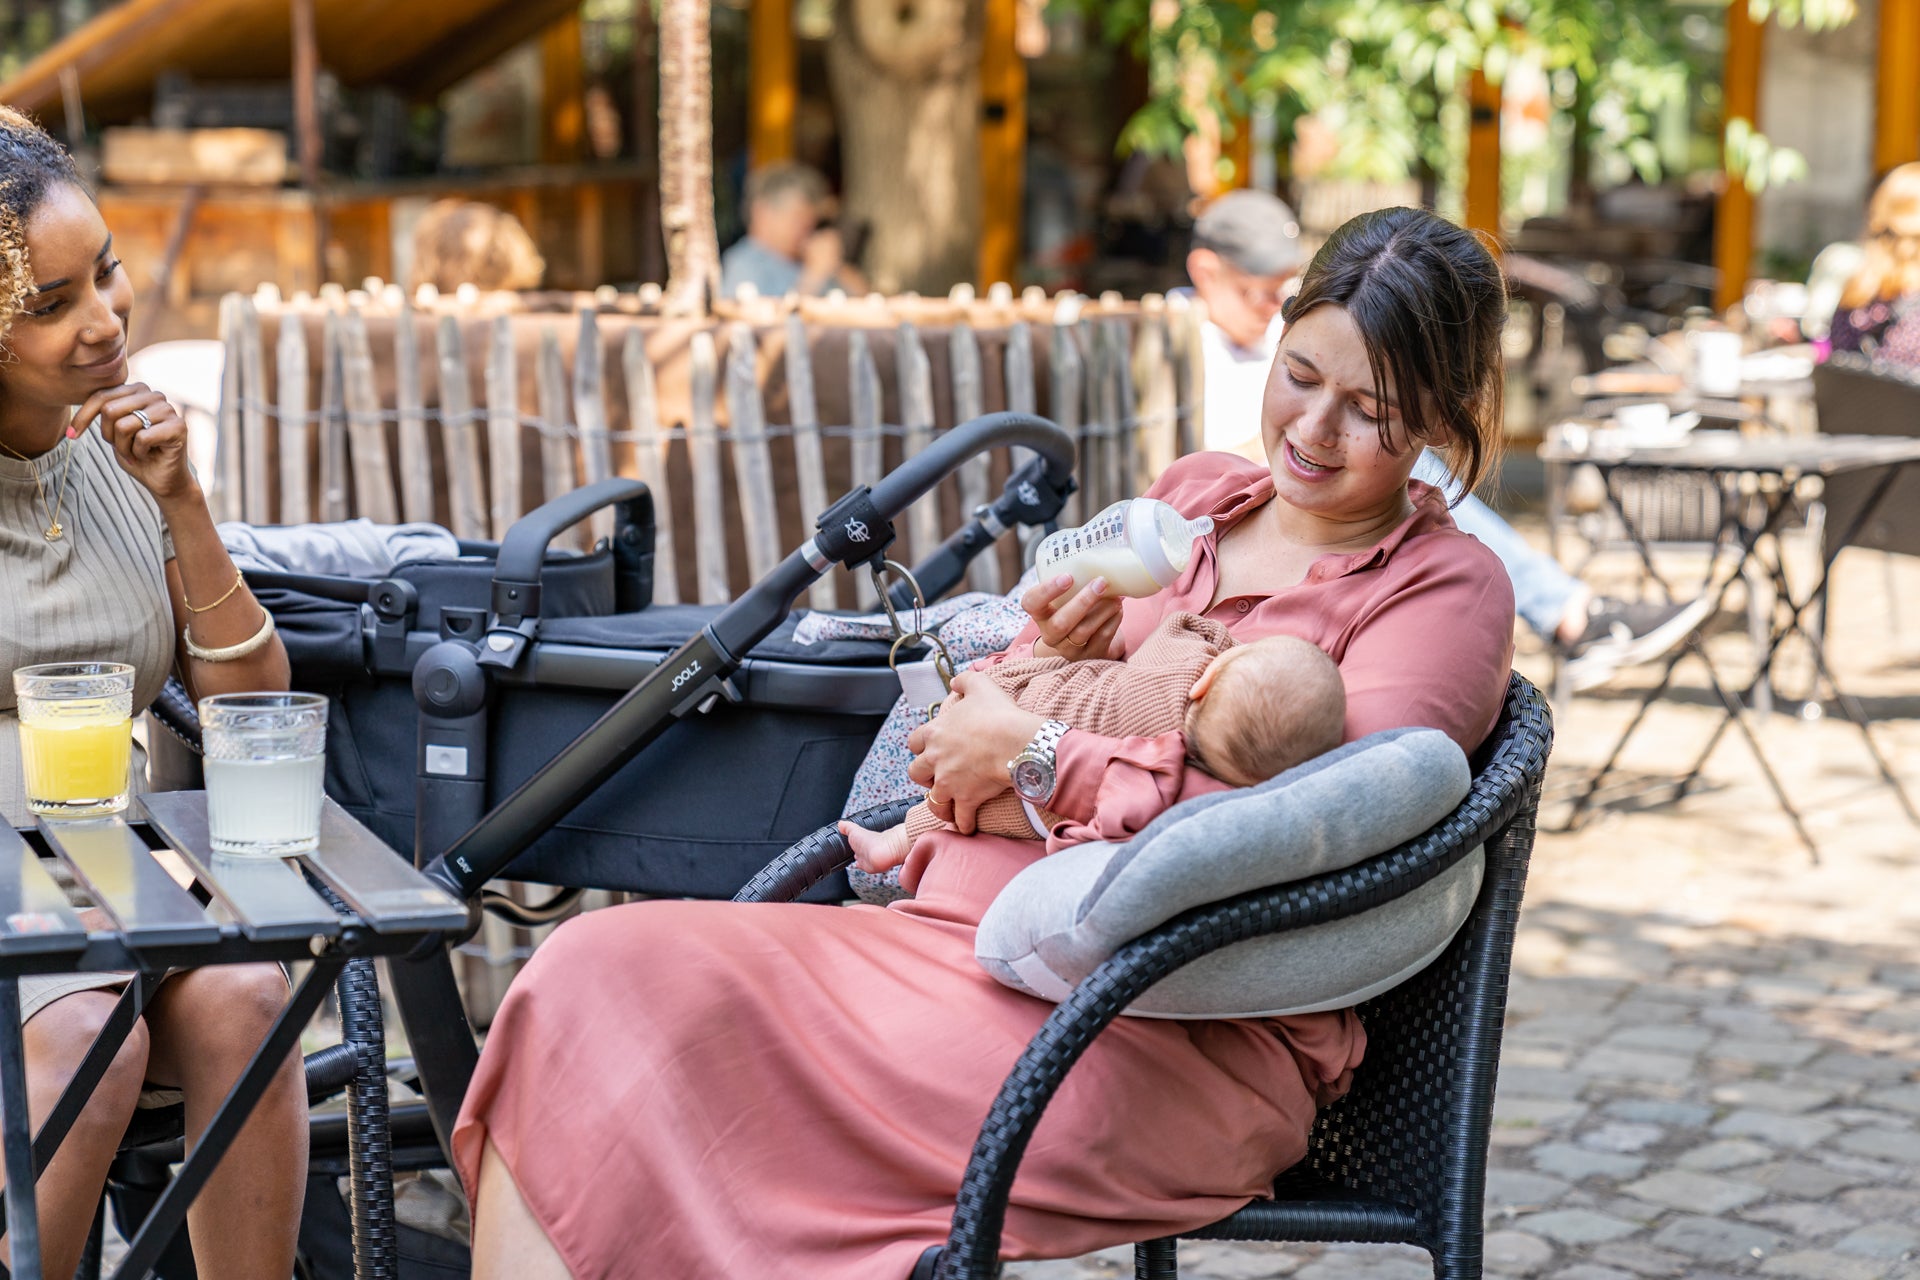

{"left": 839, "top": 821, "right": 912, "bottom": 874}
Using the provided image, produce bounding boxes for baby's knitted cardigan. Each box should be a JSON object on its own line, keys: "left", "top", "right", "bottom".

{"left": 904, "top": 611, "right": 1232, "bottom": 844}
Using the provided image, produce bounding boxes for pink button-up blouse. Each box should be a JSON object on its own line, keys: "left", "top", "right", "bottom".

{"left": 981, "top": 450, "right": 1517, "bottom": 851}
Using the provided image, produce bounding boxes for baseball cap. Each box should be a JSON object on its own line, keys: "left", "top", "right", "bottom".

{"left": 1192, "top": 190, "right": 1305, "bottom": 277}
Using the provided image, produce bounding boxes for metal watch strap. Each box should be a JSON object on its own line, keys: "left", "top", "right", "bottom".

{"left": 1008, "top": 718, "right": 1072, "bottom": 804}
{"left": 1017, "top": 719, "right": 1071, "bottom": 770}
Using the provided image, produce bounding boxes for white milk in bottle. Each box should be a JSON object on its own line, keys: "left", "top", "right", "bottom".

{"left": 1032, "top": 498, "right": 1215, "bottom": 598}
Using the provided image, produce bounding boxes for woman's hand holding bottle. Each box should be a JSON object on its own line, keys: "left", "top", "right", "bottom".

{"left": 1022, "top": 573, "right": 1124, "bottom": 662}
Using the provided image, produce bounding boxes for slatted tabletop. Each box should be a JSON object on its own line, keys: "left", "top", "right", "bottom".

{"left": 0, "top": 792, "right": 466, "bottom": 1280}
{"left": 0, "top": 793, "right": 466, "bottom": 968}
{"left": 1539, "top": 429, "right": 1920, "bottom": 475}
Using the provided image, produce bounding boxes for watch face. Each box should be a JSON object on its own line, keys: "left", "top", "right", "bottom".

{"left": 1012, "top": 758, "right": 1051, "bottom": 801}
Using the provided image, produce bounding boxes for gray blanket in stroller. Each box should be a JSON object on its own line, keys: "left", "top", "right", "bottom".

{"left": 219, "top": 519, "right": 461, "bottom": 578}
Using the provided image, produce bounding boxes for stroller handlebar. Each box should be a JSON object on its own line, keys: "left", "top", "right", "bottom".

{"left": 492, "top": 478, "right": 656, "bottom": 619}
{"left": 868, "top": 412, "right": 1074, "bottom": 522}
{"left": 424, "top": 412, "right": 1077, "bottom": 905}
{"left": 720, "top": 412, "right": 1076, "bottom": 657}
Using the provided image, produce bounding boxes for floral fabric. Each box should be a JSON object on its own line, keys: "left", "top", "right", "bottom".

{"left": 812, "top": 578, "right": 1036, "bottom": 904}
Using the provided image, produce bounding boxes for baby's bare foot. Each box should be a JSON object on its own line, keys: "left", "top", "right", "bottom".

{"left": 840, "top": 821, "right": 912, "bottom": 874}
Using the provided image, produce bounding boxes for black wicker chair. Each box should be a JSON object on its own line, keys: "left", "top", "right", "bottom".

{"left": 736, "top": 672, "right": 1552, "bottom": 1280}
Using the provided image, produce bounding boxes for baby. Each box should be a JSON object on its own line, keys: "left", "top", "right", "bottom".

{"left": 843, "top": 612, "right": 1346, "bottom": 873}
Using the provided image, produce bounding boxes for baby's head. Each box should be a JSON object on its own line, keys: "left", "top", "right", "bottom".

{"left": 1182, "top": 636, "right": 1345, "bottom": 788}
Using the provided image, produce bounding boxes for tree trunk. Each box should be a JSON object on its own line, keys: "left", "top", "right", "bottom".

{"left": 828, "top": 0, "right": 983, "bottom": 295}
{"left": 633, "top": 0, "right": 665, "bottom": 284}
{"left": 659, "top": 0, "right": 718, "bottom": 314}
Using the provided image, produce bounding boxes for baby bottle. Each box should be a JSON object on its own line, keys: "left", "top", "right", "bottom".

{"left": 1032, "top": 498, "right": 1215, "bottom": 598}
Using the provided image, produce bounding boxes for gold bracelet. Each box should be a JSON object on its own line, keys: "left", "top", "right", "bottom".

{"left": 183, "top": 609, "right": 276, "bottom": 663}
{"left": 183, "top": 568, "right": 245, "bottom": 615}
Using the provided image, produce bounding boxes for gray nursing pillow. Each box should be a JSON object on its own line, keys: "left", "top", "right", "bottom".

{"left": 974, "top": 726, "right": 1478, "bottom": 1019}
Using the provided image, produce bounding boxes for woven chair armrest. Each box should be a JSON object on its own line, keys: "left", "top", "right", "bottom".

{"left": 149, "top": 676, "right": 202, "bottom": 754}
{"left": 733, "top": 798, "right": 920, "bottom": 904}
{"left": 935, "top": 677, "right": 1552, "bottom": 1280}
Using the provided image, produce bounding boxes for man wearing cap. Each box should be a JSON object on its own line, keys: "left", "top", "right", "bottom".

{"left": 1185, "top": 190, "right": 1305, "bottom": 457}
{"left": 1182, "top": 190, "right": 1710, "bottom": 689}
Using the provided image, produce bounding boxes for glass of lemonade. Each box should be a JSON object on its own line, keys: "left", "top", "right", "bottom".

{"left": 200, "top": 693, "right": 328, "bottom": 857}
{"left": 14, "top": 662, "right": 136, "bottom": 818}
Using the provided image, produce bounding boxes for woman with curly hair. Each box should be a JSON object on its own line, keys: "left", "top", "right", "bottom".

{"left": 0, "top": 105, "right": 307, "bottom": 1277}
{"left": 1830, "top": 162, "right": 1920, "bottom": 366}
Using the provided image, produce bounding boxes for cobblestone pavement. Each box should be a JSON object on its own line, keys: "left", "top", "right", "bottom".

{"left": 1006, "top": 537, "right": 1920, "bottom": 1280}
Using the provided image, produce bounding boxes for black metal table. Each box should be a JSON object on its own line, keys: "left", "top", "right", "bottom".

{"left": 1537, "top": 431, "right": 1920, "bottom": 857}
{"left": 0, "top": 793, "right": 466, "bottom": 1280}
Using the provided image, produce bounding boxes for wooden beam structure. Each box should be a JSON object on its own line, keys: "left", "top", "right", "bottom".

{"left": 1715, "top": 0, "right": 1765, "bottom": 313}
{"left": 1465, "top": 69, "right": 1501, "bottom": 245}
{"left": 748, "top": 0, "right": 795, "bottom": 166}
{"left": 0, "top": 0, "right": 582, "bottom": 123}
{"left": 1224, "top": 113, "right": 1252, "bottom": 191}
{"left": 290, "top": 0, "right": 324, "bottom": 286}
{"left": 978, "top": 0, "right": 1026, "bottom": 287}
{"left": 541, "top": 9, "right": 586, "bottom": 164}
{"left": 1878, "top": 0, "right": 1920, "bottom": 176}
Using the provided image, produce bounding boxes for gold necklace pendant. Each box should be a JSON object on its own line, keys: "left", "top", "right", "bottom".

{"left": 1, "top": 432, "right": 76, "bottom": 543}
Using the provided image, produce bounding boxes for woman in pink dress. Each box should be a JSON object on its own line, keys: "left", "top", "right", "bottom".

{"left": 454, "top": 207, "right": 1518, "bottom": 1279}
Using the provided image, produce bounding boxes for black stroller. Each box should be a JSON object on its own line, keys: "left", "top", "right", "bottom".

{"left": 146, "top": 412, "right": 1080, "bottom": 1277}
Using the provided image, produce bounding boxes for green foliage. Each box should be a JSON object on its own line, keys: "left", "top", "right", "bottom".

{"left": 1060, "top": 0, "right": 1853, "bottom": 193}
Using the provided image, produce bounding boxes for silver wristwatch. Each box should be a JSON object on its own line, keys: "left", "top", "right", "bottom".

{"left": 1008, "top": 720, "right": 1072, "bottom": 805}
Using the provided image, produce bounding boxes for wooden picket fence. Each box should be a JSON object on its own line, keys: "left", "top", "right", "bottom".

{"left": 214, "top": 282, "right": 1208, "bottom": 608}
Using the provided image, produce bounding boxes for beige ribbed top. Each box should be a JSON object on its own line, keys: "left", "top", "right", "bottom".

{"left": 0, "top": 430, "right": 175, "bottom": 824}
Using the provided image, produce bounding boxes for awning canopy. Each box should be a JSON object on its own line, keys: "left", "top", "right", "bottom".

{"left": 1, "top": 0, "right": 580, "bottom": 125}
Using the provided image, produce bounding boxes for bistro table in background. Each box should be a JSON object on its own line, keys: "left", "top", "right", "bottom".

{"left": 0, "top": 794, "right": 466, "bottom": 1280}
{"left": 1536, "top": 428, "right": 1920, "bottom": 859}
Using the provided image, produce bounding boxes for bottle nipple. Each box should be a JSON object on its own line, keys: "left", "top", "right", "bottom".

{"left": 1132, "top": 500, "right": 1215, "bottom": 589}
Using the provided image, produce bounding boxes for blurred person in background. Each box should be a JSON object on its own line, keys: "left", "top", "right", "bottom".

{"left": 1182, "top": 190, "right": 1708, "bottom": 689}
{"left": 719, "top": 161, "right": 868, "bottom": 300}
{"left": 1828, "top": 163, "right": 1920, "bottom": 367}
{"left": 1800, "top": 241, "right": 1864, "bottom": 346}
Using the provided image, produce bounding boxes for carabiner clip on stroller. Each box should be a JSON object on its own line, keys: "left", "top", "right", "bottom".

{"left": 237, "top": 413, "right": 1077, "bottom": 1162}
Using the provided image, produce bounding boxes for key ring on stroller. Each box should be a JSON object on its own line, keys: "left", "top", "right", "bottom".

{"left": 871, "top": 558, "right": 927, "bottom": 642}
{"left": 888, "top": 629, "right": 956, "bottom": 702}
{"left": 873, "top": 557, "right": 956, "bottom": 708}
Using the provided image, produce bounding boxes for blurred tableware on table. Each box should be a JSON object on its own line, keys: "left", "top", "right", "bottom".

{"left": 1608, "top": 403, "right": 1699, "bottom": 448}
{"left": 1739, "top": 349, "right": 1817, "bottom": 384}
{"left": 1688, "top": 329, "right": 1746, "bottom": 397}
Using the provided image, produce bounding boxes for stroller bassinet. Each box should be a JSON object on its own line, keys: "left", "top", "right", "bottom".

{"left": 242, "top": 420, "right": 1075, "bottom": 905}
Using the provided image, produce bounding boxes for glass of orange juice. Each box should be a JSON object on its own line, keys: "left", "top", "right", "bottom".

{"left": 13, "top": 662, "right": 135, "bottom": 818}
